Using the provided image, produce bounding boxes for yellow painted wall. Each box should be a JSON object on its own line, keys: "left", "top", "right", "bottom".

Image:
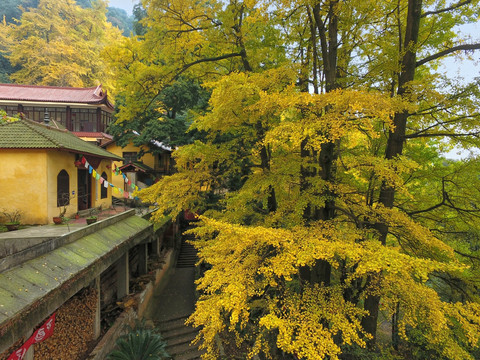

{"left": 90, "top": 159, "right": 114, "bottom": 210}
{"left": 105, "top": 141, "right": 157, "bottom": 191}
{"left": 46, "top": 151, "right": 79, "bottom": 222}
{"left": 0, "top": 149, "right": 115, "bottom": 225}
{"left": 0, "top": 150, "right": 49, "bottom": 224}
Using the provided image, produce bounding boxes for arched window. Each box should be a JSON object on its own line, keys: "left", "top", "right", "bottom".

{"left": 101, "top": 171, "right": 108, "bottom": 199}
{"left": 57, "top": 170, "right": 70, "bottom": 207}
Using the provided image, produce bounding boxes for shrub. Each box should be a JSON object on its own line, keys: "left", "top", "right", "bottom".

{"left": 107, "top": 320, "right": 170, "bottom": 360}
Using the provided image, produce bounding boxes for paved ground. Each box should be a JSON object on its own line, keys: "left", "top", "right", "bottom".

{"left": 144, "top": 267, "right": 196, "bottom": 322}
{"left": 0, "top": 206, "right": 144, "bottom": 240}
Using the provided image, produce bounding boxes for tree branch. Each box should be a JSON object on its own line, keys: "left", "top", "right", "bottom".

{"left": 421, "top": 0, "right": 471, "bottom": 17}
{"left": 173, "top": 52, "right": 243, "bottom": 80}
{"left": 416, "top": 43, "right": 480, "bottom": 67}
{"left": 405, "top": 131, "right": 480, "bottom": 139}
{"left": 455, "top": 249, "right": 480, "bottom": 261}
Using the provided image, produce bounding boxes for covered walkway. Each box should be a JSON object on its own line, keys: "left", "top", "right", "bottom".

{"left": 0, "top": 209, "right": 155, "bottom": 355}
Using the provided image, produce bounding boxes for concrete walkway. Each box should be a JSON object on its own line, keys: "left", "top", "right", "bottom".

{"left": 145, "top": 267, "right": 196, "bottom": 322}
{"left": 0, "top": 206, "right": 145, "bottom": 240}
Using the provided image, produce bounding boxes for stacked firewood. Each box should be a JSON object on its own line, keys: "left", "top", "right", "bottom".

{"left": 34, "top": 287, "right": 98, "bottom": 360}
{"left": 0, "top": 338, "right": 25, "bottom": 360}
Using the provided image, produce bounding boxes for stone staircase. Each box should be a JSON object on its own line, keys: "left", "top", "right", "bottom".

{"left": 176, "top": 231, "right": 198, "bottom": 268}
{"left": 156, "top": 315, "right": 204, "bottom": 360}
{"left": 157, "top": 226, "right": 203, "bottom": 359}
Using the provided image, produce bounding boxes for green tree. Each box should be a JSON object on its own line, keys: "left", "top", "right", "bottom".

{"left": 107, "top": 7, "right": 133, "bottom": 36}
{"left": 0, "top": 0, "right": 38, "bottom": 24}
{"left": 132, "top": 2, "right": 147, "bottom": 36}
{"left": 108, "top": 77, "right": 209, "bottom": 156}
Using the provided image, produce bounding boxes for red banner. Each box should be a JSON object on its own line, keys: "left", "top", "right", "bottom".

{"left": 31, "top": 313, "right": 55, "bottom": 344}
{"left": 7, "top": 313, "right": 56, "bottom": 360}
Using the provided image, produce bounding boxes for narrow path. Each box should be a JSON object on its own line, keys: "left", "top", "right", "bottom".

{"left": 144, "top": 226, "right": 204, "bottom": 360}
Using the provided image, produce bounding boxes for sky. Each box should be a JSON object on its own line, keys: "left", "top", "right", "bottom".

{"left": 107, "top": 0, "right": 139, "bottom": 15}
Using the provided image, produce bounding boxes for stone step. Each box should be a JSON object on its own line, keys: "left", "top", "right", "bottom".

{"left": 177, "top": 242, "right": 198, "bottom": 267}
{"left": 173, "top": 347, "right": 205, "bottom": 360}
{"left": 166, "top": 331, "right": 198, "bottom": 347}
{"left": 177, "top": 254, "right": 197, "bottom": 260}
{"left": 167, "top": 337, "right": 198, "bottom": 356}
{"left": 176, "top": 263, "right": 196, "bottom": 268}
{"left": 162, "top": 325, "right": 198, "bottom": 340}
{"left": 155, "top": 316, "right": 189, "bottom": 332}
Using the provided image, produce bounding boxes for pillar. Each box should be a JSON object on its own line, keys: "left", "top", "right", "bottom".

{"left": 93, "top": 276, "right": 101, "bottom": 340}
{"left": 24, "top": 329, "right": 33, "bottom": 360}
{"left": 151, "top": 234, "right": 161, "bottom": 256}
{"left": 138, "top": 243, "right": 148, "bottom": 275}
{"left": 116, "top": 251, "right": 129, "bottom": 299}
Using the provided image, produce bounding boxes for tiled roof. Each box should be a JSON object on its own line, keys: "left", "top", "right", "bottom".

{"left": 0, "top": 83, "right": 114, "bottom": 111}
{"left": 0, "top": 119, "right": 123, "bottom": 160}
{"left": 72, "top": 132, "right": 113, "bottom": 139}
{"left": 119, "top": 161, "right": 155, "bottom": 173}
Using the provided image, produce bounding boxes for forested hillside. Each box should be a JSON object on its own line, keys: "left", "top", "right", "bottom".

{"left": 0, "top": 0, "right": 133, "bottom": 84}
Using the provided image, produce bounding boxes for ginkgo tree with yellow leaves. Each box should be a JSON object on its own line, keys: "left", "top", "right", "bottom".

{"left": 108, "top": 0, "right": 480, "bottom": 359}
{"left": 0, "top": 0, "right": 122, "bottom": 90}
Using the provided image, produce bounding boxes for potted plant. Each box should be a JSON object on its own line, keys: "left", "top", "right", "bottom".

{"left": 54, "top": 193, "right": 73, "bottom": 224}
{"left": 53, "top": 205, "right": 67, "bottom": 224}
{"left": 2, "top": 209, "right": 22, "bottom": 231}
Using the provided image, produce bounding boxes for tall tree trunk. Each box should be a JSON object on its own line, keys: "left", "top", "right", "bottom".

{"left": 361, "top": 0, "right": 423, "bottom": 348}
{"left": 300, "top": 0, "right": 339, "bottom": 285}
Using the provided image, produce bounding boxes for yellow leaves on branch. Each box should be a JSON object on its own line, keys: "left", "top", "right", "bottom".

{"left": 194, "top": 69, "right": 409, "bottom": 158}
{"left": 259, "top": 285, "right": 369, "bottom": 360}
{"left": 381, "top": 275, "right": 480, "bottom": 360}
{"left": 187, "top": 216, "right": 465, "bottom": 359}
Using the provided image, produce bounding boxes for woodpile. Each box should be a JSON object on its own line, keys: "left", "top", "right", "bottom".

{"left": 34, "top": 287, "right": 97, "bottom": 360}
{"left": 0, "top": 338, "right": 26, "bottom": 360}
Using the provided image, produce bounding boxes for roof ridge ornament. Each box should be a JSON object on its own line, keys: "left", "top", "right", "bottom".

{"left": 93, "top": 84, "right": 103, "bottom": 97}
